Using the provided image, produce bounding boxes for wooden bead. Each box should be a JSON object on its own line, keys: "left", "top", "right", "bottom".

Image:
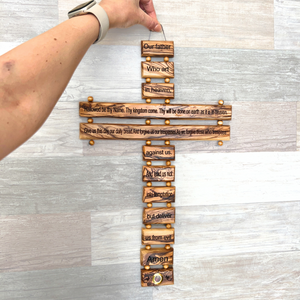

{"left": 165, "top": 78, "right": 170, "bottom": 83}
{"left": 165, "top": 120, "right": 170, "bottom": 125}
{"left": 146, "top": 57, "right": 151, "bottom": 62}
{"left": 146, "top": 78, "right": 151, "bottom": 83}
{"left": 167, "top": 202, "right": 172, "bottom": 208}
{"left": 163, "top": 264, "right": 169, "bottom": 269}
{"left": 146, "top": 140, "right": 151, "bottom": 145}
{"left": 146, "top": 98, "right": 151, "bottom": 103}
{"left": 145, "top": 265, "right": 150, "bottom": 270}
{"left": 88, "top": 96, "right": 93, "bottom": 102}
{"left": 165, "top": 245, "right": 171, "bottom": 250}
{"left": 217, "top": 120, "right": 223, "bottom": 126}
{"left": 146, "top": 161, "right": 152, "bottom": 166}
{"left": 218, "top": 141, "right": 223, "bottom": 146}
{"left": 89, "top": 140, "right": 94, "bottom": 146}
{"left": 166, "top": 224, "right": 171, "bottom": 229}
{"left": 88, "top": 118, "right": 93, "bottom": 123}
{"left": 165, "top": 99, "right": 170, "bottom": 104}
{"left": 219, "top": 100, "right": 224, "bottom": 105}
{"left": 166, "top": 182, "right": 171, "bottom": 187}
{"left": 147, "top": 203, "right": 153, "bottom": 208}
{"left": 145, "top": 119, "right": 151, "bottom": 125}
{"left": 164, "top": 57, "right": 169, "bottom": 62}
{"left": 146, "top": 245, "right": 151, "bottom": 250}
{"left": 147, "top": 182, "right": 152, "bottom": 187}
{"left": 146, "top": 224, "right": 152, "bottom": 229}
{"left": 165, "top": 140, "right": 170, "bottom": 145}
{"left": 166, "top": 161, "right": 171, "bottom": 166}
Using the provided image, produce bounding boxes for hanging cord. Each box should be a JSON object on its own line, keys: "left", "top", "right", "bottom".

{"left": 148, "top": 24, "right": 167, "bottom": 41}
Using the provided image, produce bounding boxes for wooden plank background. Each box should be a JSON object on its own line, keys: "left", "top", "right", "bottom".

{"left": 0, "top": 0, "right": 300, "bottom": 299}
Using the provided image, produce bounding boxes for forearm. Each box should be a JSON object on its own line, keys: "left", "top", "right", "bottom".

{"left": 0, "top": 14, "right": 99, "bottom": 159}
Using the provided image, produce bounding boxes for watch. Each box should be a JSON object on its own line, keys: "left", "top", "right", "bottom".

{"left": 68, "top": 0, "right": 109, "bottom": 44}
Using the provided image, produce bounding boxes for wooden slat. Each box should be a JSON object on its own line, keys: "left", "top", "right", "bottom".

{"left": 140, "top": 247, "right": 174, "bottom": 266}
{"left": 0, "top": 213, "right": 91, "bottom": 272}
{"left": 79, "top": 102, "right": 232, "bottom": 120}
{"left": 80, "top": 124, "right": 230, "bottom": 140}
{"left": 142, "top": 83, "right": 174, "bottom": 99}
{"left": 141, "top": 228, "right": 175, "bottom": 245}
{"left": 142, "top": 166, "right": 175, "bottom": 182}
{"left": 143, "top": 187, "right": 176, "bottom": 203}
{"left": 141, "top": 268, "right": 174, "bottom": 287}
{"left": 141, "top": 41, "right": 174, "bottom": 57}
{"left": 141, "top": 61, "right": 174, "bottom": 78}
{"left": 143, "top": 146, "right": 175, "bottom": 161}
{"left": 143, "top": 207, "right": 175, "bottom": 224}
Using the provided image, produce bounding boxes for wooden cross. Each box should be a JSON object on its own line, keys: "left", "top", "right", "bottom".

{"left": 79, "top": 40, "right": 232, "bottom": 287}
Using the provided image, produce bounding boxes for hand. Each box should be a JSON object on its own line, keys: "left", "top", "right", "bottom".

{"left": 99, "top": 0, "right": 161, "bottom": 32}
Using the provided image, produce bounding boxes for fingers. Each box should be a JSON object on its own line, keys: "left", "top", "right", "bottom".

{"left": 140, "top": 0, "right": 157, "bottom": 20}
{"left": 138, "top": 9, "right": 161, "bottom": 32}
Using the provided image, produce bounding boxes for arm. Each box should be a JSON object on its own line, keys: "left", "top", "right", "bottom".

{"left": 0, "top": 0, "right": 161, "bottom": 160}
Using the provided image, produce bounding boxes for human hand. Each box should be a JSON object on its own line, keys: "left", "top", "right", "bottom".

{"left": 99, "top": 0, "right": 161, "bottom": 32}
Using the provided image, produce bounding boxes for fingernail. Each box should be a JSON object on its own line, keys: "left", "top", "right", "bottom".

{"left": 154, "top": 24, "right": 162, "bottom": 32}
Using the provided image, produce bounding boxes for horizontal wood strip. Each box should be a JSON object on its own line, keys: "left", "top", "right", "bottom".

{"left": 141, "top": 41, "right": 174, "bottom": 57}
{"left": 141, "top": 268, "right": 174, "bottom": 287}
{"left": 143, "top": 146, "right": 175, "bottom": 160}
{"left": 80, "top": 124, "right": 230, "bottom": 140}
{"left": 143, "top": 207, "right": 175, "bottom": 224}
{"left": 140, "top": 247, "right": 174, "bottom": 266}
{"left": 142, "top": 228, "right": 175, "bottom": 245}
{"left": 0, "top": 213, "right": 91, "bottom": 273}
{"left": 142, "top": 83, "right": 174, "bottom": 99}
{"left": 141, "top": 61, "right": 174, "bottom": 78}
{"left": 143, "top": 187, "right": 176, "bottom": 203}
{"left": 142, "top": 166, "right": 175, "bottom": 182}
{"left": 79, "top": 102, "right": 232, "bottom": 120}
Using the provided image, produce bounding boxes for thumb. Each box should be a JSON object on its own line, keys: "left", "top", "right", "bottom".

{"left": 138, "top": 10, "right": 161, "bottom": 32}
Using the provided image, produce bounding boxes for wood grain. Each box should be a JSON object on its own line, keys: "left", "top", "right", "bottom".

{"left": 80, "top": 124, "right": 230, "bottom": 141}
{"left": 275, "top": 0, "right": 300, "bottom": 49}
{"left": 141, "top": 268, "right": 174, "bottom": 287}
{"left": 140, "top": 247, "right": 174, "bottom": 266}
{"left": 143, "top": 207, "right": 175, "bottom": 224}
{"left": 141, "top": 41, "right": 174, "bottom": 57}
{"left": 297, "top": 101, "right": 300, "bottom": 151}
{"left": 143, "top": 146, "right": 175, "bottom": 161}
{"left": 0, "top": 213, "right": 91, "bottom": 273}
{"left": 141, "top": 62, "right": 174, "bottom": 78}
{"left": 142, "top": 83, "right": 174, "bottom": 99}
{"left": 143, "top": 187, "right": 176, "bottom": 203}
{"left": 142, "top": 166, "right": 175, "bottom": 182}
{"left": 79, "top": 102, "right": 232, "bottom": 120}
{"left": 142, "top": 228, "right": 175, "bottom": 245}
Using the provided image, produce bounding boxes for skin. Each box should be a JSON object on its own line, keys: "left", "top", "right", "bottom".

{"left": 0, "top": 0, "right": 161, "bottom": 160}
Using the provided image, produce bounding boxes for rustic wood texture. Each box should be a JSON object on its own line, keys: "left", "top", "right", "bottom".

{"left": 143, "top": 207, "right": 175, "bottom": 224}
{"left": 275, "top": 0, "right": 300, "bottom": 49}
{"left": 79, "top": 102, "right": 232, "bottom": 120}
{"left": 142, "top": 166, "right": 175, "bottom": 182}
{"left": 140, "top": 247, "right": 174, "bottom": 266}
{"left": 80, "top": 124, "right": 230, "bottom": 141}
{"left": 142, "top": 228, "right": 175, "bottom": 245}
{"left": 141, "top": 62, "right": 174, "bottom": 78}
{"left": 141, "top": 268, "right": 174, "bottom": 287}
{"left": 143, "top": 187, "right": 176, "bottom": 203}
{"left": 1, "top": 0, "right": 300, "bottom": 298}
{"left": 141, "top": 41, "right": 174, "bottom": 57}
{"left": 0, "top": 213, "right": 91, "bottom": 273}
{"left": 142, "top": 83, "right": 174, "bottom": 99}
{"left": 143, "top": 146, "right": 175, "bottom": 161}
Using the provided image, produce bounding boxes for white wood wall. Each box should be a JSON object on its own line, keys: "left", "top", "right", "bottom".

{"left": 0, "top": 0, "right": 299, "bottom": 299}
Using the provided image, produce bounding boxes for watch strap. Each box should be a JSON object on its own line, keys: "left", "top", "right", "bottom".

{"left": 87, "top": 4, "right": 109, "bottom": 44}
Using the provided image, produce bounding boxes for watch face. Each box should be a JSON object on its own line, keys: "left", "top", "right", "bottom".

{"left": 69, "top": 0, "right": 94, "bottom": 14}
